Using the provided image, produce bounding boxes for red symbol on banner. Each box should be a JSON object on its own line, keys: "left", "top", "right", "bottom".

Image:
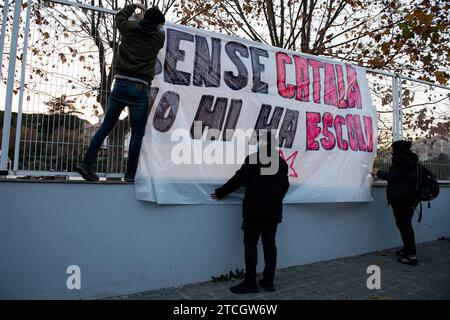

{"left": 279, "top": 150, "right": 299, "bottom": 178}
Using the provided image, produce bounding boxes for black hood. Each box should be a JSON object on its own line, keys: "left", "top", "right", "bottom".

{"left": 392, "top": 140, "right": 412, "bottom": 156}
{"left": 139, "top": 7, "right": 165, "bottom": 33}
{"left": 139, "top": 19, "right": 158, "bottom": 32}
{"left": 392, "top": 151, "right": 419, "bottom": 170}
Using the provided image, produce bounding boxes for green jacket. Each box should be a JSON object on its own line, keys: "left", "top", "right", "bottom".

{"left": 115, "top": 5, "right": 165, "bottom": 85}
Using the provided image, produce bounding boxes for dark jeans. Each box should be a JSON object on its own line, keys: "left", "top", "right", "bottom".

{"left": 82, "top": 79, "right": 149, "bottom": 176}
{"left": 391, "top": 203, "right": 416, "bottom": 255}
{"left": 243, "top": 221, "right": 278, "bottom": 284}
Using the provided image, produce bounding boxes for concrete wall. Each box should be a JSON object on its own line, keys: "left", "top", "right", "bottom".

{"left": 1, "top": 180, "right": 449, "bottom": 299}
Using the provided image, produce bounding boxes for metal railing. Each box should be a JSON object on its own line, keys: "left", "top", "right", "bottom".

{"left": 1, "top": 0, "right": 126, "bottom": 177}
{"left": 1, "top": 0, "right": 449, "bottom": 181}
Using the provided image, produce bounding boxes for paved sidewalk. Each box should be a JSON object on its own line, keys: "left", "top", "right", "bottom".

{"left": 108, "top": 239, "right": 450, "bottom": 300}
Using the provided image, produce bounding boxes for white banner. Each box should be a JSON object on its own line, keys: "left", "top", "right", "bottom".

{"left": 135, "top": 23, "right": 377, "bottom": 204}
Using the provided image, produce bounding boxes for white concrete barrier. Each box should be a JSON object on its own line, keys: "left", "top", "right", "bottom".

{"left": 1, "top": 180, "right": 449, "bottom": 299}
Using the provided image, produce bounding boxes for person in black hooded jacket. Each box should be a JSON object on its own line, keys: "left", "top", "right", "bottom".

{"left": 211, "top": 131, "right": 289, "bottom": 294}
{"left": 373, "top": 140, "right": 419, "bottom": 266}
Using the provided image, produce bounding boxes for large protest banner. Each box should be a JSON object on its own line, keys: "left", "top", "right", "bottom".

{"left": 134, "top": 22, "right": 377, "bottom": 204}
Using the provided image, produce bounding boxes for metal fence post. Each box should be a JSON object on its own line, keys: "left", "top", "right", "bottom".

{"left": 398, "top": 78, "right": 403, "bottom": 140}
{"left": 0, "top": 0, "right": 22, "bottom": 175}
{"left": 0, "top": 0, "right": 10, "bottom": 80}
{"left": 13, "top": 0, "right": 32, "bottom": 173}
{"left": 392, "top": 75, "right": 401, "bottom": 142}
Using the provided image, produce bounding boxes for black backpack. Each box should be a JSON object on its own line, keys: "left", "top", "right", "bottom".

{"left": 415, "top": 164, "right": 440, "bottom": 222}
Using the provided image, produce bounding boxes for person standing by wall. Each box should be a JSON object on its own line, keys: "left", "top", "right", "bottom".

{"left": 373, "top": 140, "right": 419, "bottom": 266}
{"left": 211, "top": 131, "right": 290, "bottom": 294}
{"left": 77, "top": 3, "right": 165, "bottom": 182}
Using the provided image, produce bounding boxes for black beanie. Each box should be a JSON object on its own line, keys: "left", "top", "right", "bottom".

{"left": 143, "top": 7, "right": 165, "bottom": 25}
{"left": 392, "top": 140, "right": 412, "bottom": 155}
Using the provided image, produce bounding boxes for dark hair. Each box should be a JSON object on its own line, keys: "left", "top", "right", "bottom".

{"left": 144, "top": 7, "right": 165, "bottom": 25}
{"left": 392, "top": 140, "right": 412, "bottom": 155}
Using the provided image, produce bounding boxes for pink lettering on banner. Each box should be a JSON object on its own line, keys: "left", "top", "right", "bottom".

{"left": 324, "top": 63, "right": 338, "bottom": 107}
{"left": 276, "top": 52, "right": 295, "bottom": 99}
{"left": 334, "top": 115, "right": 349, "bottom": 150}
{"left": 346, "top": 114, "right": 359, "bottom": 151}
{"left": 354, "top": 114, "right": 367, "bottom": 152}
{"left": 346, "top": 64, "right": 362, "bottom": 109}
{"left": 274, "top": 53, "right": 365, "bottom": 112}
{"left": 306, "top": 112, "right": 321, "bottom": 150}
{"left": 321, "top": 112, "right": 336, "bottom": 150}
{"left": 335, "top": 64, "right": 348, "bottom": 109}
{"left": 293, "top": 55, "right": 309, "bottom": 102}
{"left": 308, "top": 59, "right": 323, "bottom": 104}
{"left": 306, "top": 112, "right": 372, "bottom": 153}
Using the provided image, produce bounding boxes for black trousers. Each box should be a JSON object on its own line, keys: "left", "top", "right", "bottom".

{"left": 391, "top": 203, "right": 416, "bottom": 255}
{"left": 242, "top": 221, "right": 278, "bottom": 283}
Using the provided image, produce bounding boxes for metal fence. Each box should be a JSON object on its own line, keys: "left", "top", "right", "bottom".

{"left": 1, "top": 0, "right": 450, "bottom": 180}
{"left": 368, "top": 72, "right": 450, "bottom": 180}
{"left": 1, "top": 0, "right": 126, "bottom": 177}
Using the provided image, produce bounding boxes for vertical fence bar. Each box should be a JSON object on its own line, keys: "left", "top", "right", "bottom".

{"left": 0, "top": 0, "right": 22, "bottom": 175}
{"left": 0, "top": 0, "right": 10, "bottom": 79}
{"left": 398, "top": 78, "right": 403, "bottom": 140}
{"left": 13, "top": 0, "right": 32, "bottom": 173}
{"left": 392, "top": 75, "right": 400, "bottom": 142}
